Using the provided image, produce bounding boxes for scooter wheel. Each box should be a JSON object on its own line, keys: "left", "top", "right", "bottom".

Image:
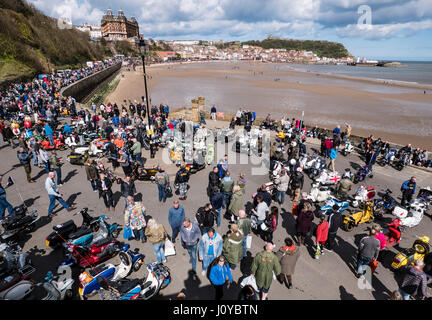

{"left": 111, "top": 229, "right": 120, "bottom": 239}
{"left": 65, "top": 289, "right": 74, "bottom": 300}
{"left": 133, "top": 258, "right": 143, "bottom": 272}
{"left": 160, "top": 275, "right": 171, "bottom": 290}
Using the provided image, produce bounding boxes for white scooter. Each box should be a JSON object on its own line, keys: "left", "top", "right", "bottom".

{"left": 72, "top": 141, "right": 104, "bottom": 158}
{"left": 351, "top": 185, "right": 376, "bottom": 208}
{"left": 315, "top": 169, "right": 341, "bottom": 186}
{"left": 308, "top": 183, "right": 332, "bottom": 203}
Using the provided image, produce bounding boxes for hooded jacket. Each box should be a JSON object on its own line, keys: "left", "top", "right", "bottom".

{"left": 276, "top": 244, "right": 300, "bottom": 275}
{"left": 222, "top": 230, "right": 244, "bottom": 265}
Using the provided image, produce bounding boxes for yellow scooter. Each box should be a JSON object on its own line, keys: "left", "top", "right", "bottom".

{"left": 342, "top": 201, "right": 374, "bottom": 232}
{"left": 391, "top": 236, "right": 430, "bottom": 270}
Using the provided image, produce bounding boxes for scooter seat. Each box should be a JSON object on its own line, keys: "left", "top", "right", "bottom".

{"left": 53, "top": 220, "right": 76, "bottom": 232}
{"left": 117, "top": 278, "right": 141, "bottom": 294}
{"left": 93, "top": 238, "right": 112, "bottom": 247}
{"left": 88, "top": 264, "right": 109, "bottom": 277}
{"left": 69, "top": 227, "right": 91, "bottom": 240}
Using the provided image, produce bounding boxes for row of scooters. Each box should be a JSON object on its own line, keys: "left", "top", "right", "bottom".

{"left": 0, "top": 208, "right": 171, "bottom": 300}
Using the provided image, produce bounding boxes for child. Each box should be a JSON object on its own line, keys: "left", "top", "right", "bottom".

{"left": 315, "top": 215, "right": 329, "bottom": 259}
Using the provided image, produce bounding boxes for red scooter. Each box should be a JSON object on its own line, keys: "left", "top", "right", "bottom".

{"left": 384, "top": 218, "right": 402, "bottom": 248}
{"left": 64, "top": 239, "right": 128, "bottom": 269}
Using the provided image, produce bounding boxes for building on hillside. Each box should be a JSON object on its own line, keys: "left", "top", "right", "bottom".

{"left": 74, "top": 23, "right": 102, "bottom": 39}
{"left": 101, "top": 9, "right": 139, "bottom": 40}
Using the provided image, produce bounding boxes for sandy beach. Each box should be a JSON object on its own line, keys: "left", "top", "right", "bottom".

{"left": 106, "top": 61, "right": 432, "bottom": 150}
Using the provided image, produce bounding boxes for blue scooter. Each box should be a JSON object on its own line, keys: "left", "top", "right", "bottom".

{"left": 71, "top": 215, "right": 120, "bottom": 247}
{"left": 318, "top": 197, "right": 351, "bottom": 216}
{"left": 373, "top": 189, "right": 396, "bottom": 219}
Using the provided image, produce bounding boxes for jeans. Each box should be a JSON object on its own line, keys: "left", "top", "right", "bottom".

{"left": 48, "top": 195, "right": 70, "bottom": 216}
{"left": 199, "top": 117, "right": 206, "bottom": 125}
{"left": 32, "top": 150, "right": 38, "bottom": 165}
{"left": 242, "top": 236, "right": 248, "bottom": 259}
{"left": 158, "top": 184, "right": 166, "bottom": 202}
{"left": 90, "top": 180, "right": 97, "bottom": 191}
{"left": 101, "top": 191, "right": 114, "bottom": 208}
{"left": 53, "top": 168, "right": 61, "bottom": 184}
{"left": 171, "top": 225, "right": 181, "bottom": 241}
{"left": 47, "top": 135, "right": 54, "bottom": 146}
{"left": 152, "top": 242, "right": 166, "bottom": 264}
{"left": 357, "top": 255, "right": 371, "bottom": 276}
{"left": 216, "top": 207, "right": 222, "bottom": 227}
{"left": 202, "top": 254, "right": 216, "bottom": 272}
{"left": 43, "top": 161, "right": 51, "bottom": 174}
{"left": 275, "top": 190, "right": 285, "bottom": 205}
{"left": 398, "top": 288, "right": 411, "bottom": 300}
{"left": 132, "top": 228, "right": 146, "bottom": 241}
{"left": 133, "top": 154, "right": 144, "bottom": 166}
{"left": 185, "top": 243, "right": 198, "bottom": 271}
{"left": 200, "top": 226, "right": 208, "bottom": 235}
{"left": 0, "top": 198, "right": 14, "bottom": 219}
{"left": 222, "top": 192, "right": 232, "bottom": 209}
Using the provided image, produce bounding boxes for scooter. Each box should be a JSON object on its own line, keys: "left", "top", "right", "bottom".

{"left": 0, "top": 206, "right": 40, "bottom": 241}
{"left": 342, "top": 140, "right": 354, "bottom": 156}
{"left": 351, "top": 185, "right": 376, "bottom": 208}
{"left": 392, "top": 236, "right": 430, "bottom": 270}
{"left": 0, "top": 276, "right": 35, "bottom": 300}
{"left": 71, "top": 215, "right": 120, "bottom": 247}
{"left": 307, "top": 183, "right": 332, "bottom": 203}
{"left": 46, "top": 208, "right": 100, "bottom": 249}
{"left": 36, "top": 266, "right": 75, "bottom": 300}
{"left": 96, "top": 261, "right": 171, "bottom": 300}
{"left": 373, "top": 189, "right": 396, "bottom": 219}
{"left": 130, "top": 162, "right": 159, "bottom": 182}
{"left": 0, "top": 242, "right": 35, "bottom": 276}
{"left": 353, "top": 165, "right": 373, "bottom": 184}
{"left": 383, "top": 218, "right": 403, "bottom": 248}
{"left": 318, "top": 197, "right": 350, "bottom": 216}
{"left": 78, "top": 248, "right": 144, "bottom": 298}
{"left": 395, "top": 151, "right": 411, "bottom": 171}
{"left": 315, "top": 169, "right": 341, "bottom": 186}
{"left": 342, "top": 201, "right": 375, "bottom": 232}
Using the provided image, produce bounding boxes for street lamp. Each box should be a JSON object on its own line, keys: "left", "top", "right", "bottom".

{"left": 138, "top": 39, "right": 151, "bottom": 126}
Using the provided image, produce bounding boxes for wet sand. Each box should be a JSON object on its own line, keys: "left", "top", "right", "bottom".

{"left": 106, "top": 61, "right": 432, "bottom": 150}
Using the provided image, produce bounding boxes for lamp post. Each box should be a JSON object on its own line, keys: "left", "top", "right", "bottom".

{"left": 138, "top": 39, "right": 151, "bottom": 126}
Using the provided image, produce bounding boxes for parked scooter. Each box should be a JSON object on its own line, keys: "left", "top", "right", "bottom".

{"left": 391, "top": 236, "right": 430, "bottom": 270}
{"left": 353, "top": 165, "right": 373, "bottom": 184}
{"left": 96, "top": 261, "right": 171, "bottom": 300}
{"left": 351, "top": 185, "right": 376, "bottom": 208}
{"left": 314, "top": 169, "right": 341, "bottom": 186}
{"left": 395, "top": 151, "right": 411, "bottom": 171}
{"left": 342, "top": 201, "right": 375, "bottom": 232}
{"left": 373, "top": 189, "right": 396, "bottom": 219}
{"left": 307, "top": 183, "right": 332, "bottom": 203}
{"left": 318, "top": 197, "right": 351, "bottom": 216}
{"left": 0, "top": 242, "right": 35, "bottom": 277}
{"left": 0, "top": 205, "right": 40, "bottom": 241}
{"left": 342, "top": 139, "right": 354, "bottom": 156}
{"left": 36, "top": 266, "right": 75, "bottom": 300}
{"left": 71, "top": 215, "right": 120, "bottom": 247}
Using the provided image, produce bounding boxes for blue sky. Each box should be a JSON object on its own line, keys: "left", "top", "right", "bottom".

{"left": 28, "top": 0, "right": 432, "bottom": 60}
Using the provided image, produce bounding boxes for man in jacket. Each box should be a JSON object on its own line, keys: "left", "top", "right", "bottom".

{"left": 355, "top": 228, "right": 380, "bottom": 278}
{"left": 365, "top": 148, "right": 378, "bottom": 169}
{"left": 208, "top": 166, "right": 220, "bottom": 200}
{"left": 399, "top": 260, "right": 428, "bottom": 300}
{"left": 130, "top": 137, "right": 144, "bottom": 166}
{"left": 211, "top": 187, "right": 224, "bottom": 228}
{"left": 168, "top": 200, "right": 185, "bottom": 243}
{"left": 290, "top": 167, "right": 304, "bottom": 204}
{"left": 253, "top": 184, "right": 272, "bottom": 208}
{"left": 155, "top": 168, "right": 169, "bottom": 203}
{"left": 220, "top": 171, "right": 234, "bottom": 210}
{"left": 45, "top": 171, "right": 75, "bottom": 217}
{"left": 44, "top": 123, "right": 54, "bottom": 146}
{"left": 251, "top": 242, "right": 281, "bottom": 300}
{"left": 181, "top": 218, "right": 201, "bottom": 274}
{"left": 252, "top": 195, "right": 269, "bottom": 227}
{"left": 335, "top": 174, "right": 353, "bottom": 199}
{"left": 274, "top": 169, "right": 289, "bottom": 208}
{"left": 196, "top": 203, "right": 216, "bottom": 235}
{"left": 120, "top": 175, "right": 136, "bottom": 208}
{"left": 325, "top": 205, "right": 343, "bottom": 251}
{"left": 222, "top": 224, "right": 244, "bottom": 270}
{"left": 237, "top": 210, "right": 251, "bottom": 259}
{"left": 175, "top": 164, "right": 190, "bottom": 200}
{"left": 0, "top": 176, "right": 14, "bottom": 219}
{"left": 198, "top": 228, "right": 223, "bottom": 276}
{"left": 401, "top": 177, "right": 416, "bottom": 207}
{"left": 96, "top": 173, "right": 114, "bottom": 211}
{"left": 17, "top": 147, "right": 36, "bottom": 183}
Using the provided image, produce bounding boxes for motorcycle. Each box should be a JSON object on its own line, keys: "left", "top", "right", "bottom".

{"left": 0, "top": 242, "right": 35, "bottom": 276}
{"left": 351, "top": 185, "right": 376, "bottom": 208}
{"left": 342, "top": 201, "right": 375, "bottom": 232}
{"left": 373, "top": 189, "right": 396, "bottom": 219}
{"left": 71, "top": 215, "right": 120, "bottom": 247}
{"left": 96, "top": 261, "right": 171, "bottom": 300}
{"left": 130, "top": 163, "right": 159, "bottom": 182}
{"left": 0, "top": 205, "right": 40, "bottom": 241}
{"left": 395, "top": 151, "right": 411, "bottom": 171}
{"left": 318, "top": 197, "right": 351, "bottom": 216}
{"left": 46, "top": 208, "right": 100, "bottom": 249}
{"left": 392, "top": 236, "right": 430, "bottom": 271}
{"left": 353, "top": 165, "right": 373, "bottom": 184}
{"left": 66, "top": 151, "right": 89, "bottom": 166}
{"left": 379, "top": 148, "right": 398, "bottom": 167}
{"left": 270, "top": 160, "right": 291, "bottom": 181}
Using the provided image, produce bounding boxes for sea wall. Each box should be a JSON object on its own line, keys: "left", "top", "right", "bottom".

{"left": 60, "top": 62, "right": 122, "bottom": 104}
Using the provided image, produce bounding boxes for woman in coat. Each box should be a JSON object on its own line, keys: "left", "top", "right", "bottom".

{"left": 276, "top": 236, "right": 300, "bottom": 289}
{"left": 228, "top": 185, "right": 243, "bottom": 222}
{"left": 145, "top": 218, "right": 168, "bottom": 264}
{"left": 296, "top": 202, "right": 314, "bottom": 245}
{"left": 84, "top": 159, "right": 99, "bottom": 191}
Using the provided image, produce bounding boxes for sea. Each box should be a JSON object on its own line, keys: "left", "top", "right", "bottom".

{"left": 286, "top": 61, "right": 432, "bottom": 85}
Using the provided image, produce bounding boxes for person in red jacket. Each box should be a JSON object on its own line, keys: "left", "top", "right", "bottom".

{"left": 315, "top": 215, "right": 329, "bottom": 259}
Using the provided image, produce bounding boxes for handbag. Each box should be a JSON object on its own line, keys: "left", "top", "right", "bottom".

{"left": 246, "top": 235, "right": 252, "bottom": 249}
{"left": 164, "top": 239, "right": 176, "bottom": 256}
{"left": 369, "top": 258, "right": 379, "bottom": 274}
{"left": 240, "top": 275, "right": 259, "bottom": 292}
{"left": 123, "top": 227, "right": 134, "bottom": 240}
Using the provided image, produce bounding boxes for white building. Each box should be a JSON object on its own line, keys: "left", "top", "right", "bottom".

{"left": 75, "top": 23, "right": 102, "bottom": 39}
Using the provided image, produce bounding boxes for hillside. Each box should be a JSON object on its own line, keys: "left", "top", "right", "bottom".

{"left": 0, "top": 0, "right": 110, "bottom": 85}
{"left": 242, "top": 38, "right": 352, "bottom": 59}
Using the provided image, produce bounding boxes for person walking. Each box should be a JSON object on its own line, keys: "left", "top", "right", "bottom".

{"left": 198, "top": 228, "right": 223, "bottom": 276}
{"left": 196, "top": 203, "right": 216, "bottom": 235}
{"left": 17, "top": 147, "right": 36, "bottom": 183}
{"left": 155, "top": 167, "right": 170, "bottom": 203}
{"left": 209, "top": 255, "right": 232, "bottom": 300}
{"left": 49, "top": 151, "right": 63, "bottom": 186}
{"left": 45, "top": 171, "right": 75, "bottom": 217}
{"left": 38, "top": 148, "right": 51, "bottom": 174}
{"left": 295, "top": 201, "right": 314, "bottom": 246}
{"left": 401, "top": 177, "right": 416, "bottom": 207}
{"left": 399, "top": 260, "right": 429, "bottom": 300}
{"left": 180, "top": 218, "right": 202, "bottom": 274}
{"left": 327, "top": 145, "right": 339, "bottom": 172}
{"left": 210, "top": 105, "right": 217, "bottom": 121}
{"left": 0, "top": 176, "right": 14, "bottom": 219}
{"left": 84, "top": 159, "right": 99, "bottom": 192}
{"left": 120, "top": 176, "right": 136, "bottom": 208}
{"left": 250, "top": 242, "right": 281, "bottom": 300}
{"left": 314, "top": 215, "right": 329, "bottom": 259}
{"left": 355, "top": 228, "right": 380, "bottom": 278}
{"left": 325, "top": 205, "right": 343, "bottom": 251}
{"left": 276, "top": 236, "right": 300, "bottom": 289}
{"left": 207, "top": 167, "right": 220, "bottom": 201}
{"left": 174, "top": 164, "right": 190, "bottom": 200}
{"left": 274, "top": 169, "right": 289, "bottom": 208}
{"left": 220, "top": 171, "right": 234, "bottom": 210}
{"left": 237, "top": 210, "right": 251, "bottom": 259}
{"left": 290, "top": 167, "right": 304, "bottom": 206}
{"left": 222, "top": 224, "right": 244, "bottom": 270}
{"left": 227, "top": 185, "right": 243, "bottom": 222}
{"left": 252, "top": 195, "right": 269, "bottom": 227}
{"left": 145, "top": 218, "right": 168, "bottom": 264}
{"left": 130, "top": 137, "right": 144, "bottom": 166}
{"left": 117, "top": 150, "right": 132, "bottom": 177}
{"left": 210, "top": 187, "right": 224, "bottom": 228}
{"left": 124, "top": 196, "right": 147, "bottom": 243}
{"left": 262, "top": 206, "right": 278, "bottom": 242}
{"left": 168, "top": 200, "right": 185, "bottom": 243}
{"left": 96, "top": 173, "right": 115, "bottom": 211}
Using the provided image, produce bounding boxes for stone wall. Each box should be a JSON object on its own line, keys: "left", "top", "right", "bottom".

{"left": 60, "top": 62, "right": 122, "bottom": 104}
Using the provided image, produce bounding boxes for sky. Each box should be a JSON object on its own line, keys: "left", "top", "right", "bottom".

{"left": 28, "top": 0, "right": 432, "bottom": 61}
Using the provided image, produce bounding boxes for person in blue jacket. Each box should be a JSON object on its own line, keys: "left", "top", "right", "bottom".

{"left": 112, "top": 114, "right": 120, "bottom": 127}
{"left": 0, "top": 176, "right": 14, "bottom": 219}
{"left": 198, "top": 228, "right": 223, "bottom": 276}
{"left": 401, "top": 177, "right": 416, "bottom": 207}
{"left": 209, "top": 255, "right": 232, "bottom": 300}
{"left": 44, "top": 123, "right": 54, "bottom": 146}
{"left": 168, "top": 200, "right": 185, "bottom": 243}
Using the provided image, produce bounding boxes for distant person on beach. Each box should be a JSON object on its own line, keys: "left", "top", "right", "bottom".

{"left": 211, "top": 105, "right": 217, "bottom": 121}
